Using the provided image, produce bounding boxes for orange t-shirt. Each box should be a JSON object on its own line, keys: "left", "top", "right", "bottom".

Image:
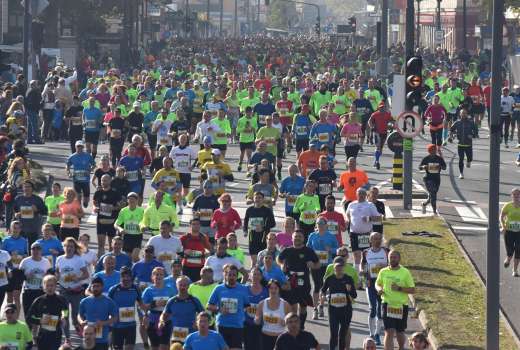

{"left": 298, "top": 150, "right": 321, "bottom": 177}
{"left": 339, "top": 170, "right": 369, "bottom": 201}
{"left": 59, "top": 200, "right": 82, "bottom": 228}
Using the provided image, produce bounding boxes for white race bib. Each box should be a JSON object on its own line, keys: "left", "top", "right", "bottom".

{"left": 221, "top": 298, "right": 238, "bottom": 314}
{"left": 330, "top": 293, "right": 347, "bottom": 307}
{"left": 119, "top": 307, "right": 135, "bottom": 323}
{"left": 41, "top": 314, "right": 59, "bottom": 331}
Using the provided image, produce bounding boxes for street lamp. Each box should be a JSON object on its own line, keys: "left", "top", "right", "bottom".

{"left": 462, "top": 0, "right": 467, "bottom": 49}
{"left": 436, "top": 0, "right": 441, "bottom": 30}
{"left": 416, "top": 0, "right": 421, "bottom": 46}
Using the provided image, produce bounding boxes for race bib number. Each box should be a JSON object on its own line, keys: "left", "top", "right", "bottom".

{"left": 178, "top": 160, "right": 189, "bottom": 168}
{"left": 330, "top": 293, "right": 347, "bottom": 307}
{"left": 41, "top": 314, "right": 59, "bottom": 331}
{"left": 71, "top": 117, "right": 82, "bottom": 126}
{"left": 171, "top": 327, "right": 189, "bottom": 342}
{"left": 159, "top": 136, "right": 170, "bottom": 145}
{"left": 73, "top": 170, "right": 89, "bottom": 181}
{"left": 221, "top": 298, "right": 238, "bottom": 314}
{"left": 216, "top": 132, "right": 226, "bottom": 138}
{"left": 119, "top": 307, "right": 135, "bottom": 323}
{"left": 318, "top": 133, "right": 329, "bottom": 142}
{"left": 63, "top": 273, "right": 76, "bottom": 283}
{"left": 264, "top": 315, "right": 281, "bottom": 325}
{"left": 153, "top": 296, "right": 169, "bottom": 310}
{"left": 370, "top": 264, "right": 383, "bottom": 279}
{"left": 198, "top": 209, "right": 213, "bottom": 220}
{"left": 246, "top": 304, "right": 257, "bottom": 318}
{"left": 249, "top": 217, "right": 264, "bottom": 232}
{"left": 508, "top": 221, "right": 520, "bottom": 232}
{"left": 259, "top": 115, "right": 268, "bottom": 124}
{"left": 266, "top": 137, "right": 276, "bottom": 145}
{"left": 427, "top": 163, "right": 440, "bottom": 173}
{"left": 100, "top": 203, "right": 113, "bottom": 217}
{"left": 20, "top": 206, "right": 34, "bottom": 219}
{"left": 358, "top": 234, "right": 370, "bottom": 249}
{"left": 158, "top": 252, "right": 173, "bottom": 264}
{"left": 186, "top": 250, "right": 203, "bottom": 264}
{"left": 315, "top": 250, "right": 329, "bottom": 265}
{"left": 86, "top": 120, "right": 97, "bottom": 129}
{"left": 0, "top": 342, "right": 18, "bottom": 350}
{"left": 63, "top": 214, "right": 75, "bottom": 225}
{"left": 110, "top": 129, "right": 122, "bottom": 138}
{"left": 327, "top": 221, "right": 338, "bottom": 234}
{"left": 296, "top": 126, "right": 307, "bottom": 136}
{"left": 347, "top": 133, "right": 359, "bottom": 142}
{"left": 318, "top": 183, "right": 332, "bottom": 194}
{"left": 127, "top": 170, "right": 139, "bottom": 182}
{"left": 125, "top": 222, "right": 139, "bottom": 235}
{"left": 387, "top": 305, "right": 404, "bottom": 320}
{"left": 287, "top": 195, "right": 297, "bottom": 206}
{"left": 302, "top": 211, "right": 317, "bottom": 222}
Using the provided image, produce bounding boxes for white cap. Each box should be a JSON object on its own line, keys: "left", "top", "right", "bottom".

{"left": 193, "top": 80, "right": 201, "bottom": 86}
{"left": 211, "top": 149, "right": 221, "bottom": 156}
{"left": 133, "top": 102, "right": 141, "bottom": 108}
{"left": 75, "top": 140, "right": 85, "bottom": 147}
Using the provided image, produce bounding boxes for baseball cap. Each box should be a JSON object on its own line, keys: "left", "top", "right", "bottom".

{"left": 133, "top": 101, "right": 141, "bottom": 108}
{"left": 194, "top": 80, "right": 201, "bottom": 86}
{"left": 127, "top": 192, "right": 139, "bottom": 199}
{"left": 75, "top": 140, "right": 85, "bottom": 147}
{"left": 31, "top": 242, "right": 42, "bottom": 249}
{"left": 5, "top": 303, "right": 16, "bottom": 312}
{"left": 144, "top": 245, "right": 154, "bottom": 253}
{"left": 202, "top": 180, "right": 213, "bottom": 190}
{"left": 211, "top": 149, "right": 221, "bottom": 156}
{"left": 316, "top": 217, "right": 327, "bottom": 225}
{"left": 203, "top": 136, "right": 212, "bottom": 145}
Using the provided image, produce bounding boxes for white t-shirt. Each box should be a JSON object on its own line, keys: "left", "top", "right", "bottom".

{"left": 204, "top": 255, "right": 242, "bottom": 282}
{"left": 169, "top": 146, "right": 198, "bottom": 174}
{"left": 147, "top": 235, "right": 183, "bottom": 275}
{"left": 153, "top": 120, "right": 173, "bottom": 146}
{"left": 81, "top": 249, "right": 98, "bottom": 283}
{"left": 55, "top": 254, "right": 87, "bottom": 289}
{"left": 20, "top": 257, "right": 52, "bottom": 290}
{"left": 0, "top": 250, "right": 11, "bottom": 287}
{"left": 346, "top": 201, "right": 381, "bottom": 234}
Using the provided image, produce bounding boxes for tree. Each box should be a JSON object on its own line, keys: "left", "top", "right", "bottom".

{"left": 322, "top": 0, "right": 364, "bottom": 23}
{"left": 267, "top": 0, "right": 297, "bottom": 29}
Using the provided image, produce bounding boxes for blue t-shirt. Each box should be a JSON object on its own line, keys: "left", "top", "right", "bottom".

{"left": 67, "top": 152, "right": 95, "bottom": 183}
{"left": 142, "top": 285, "right": 176, "bottom": 319}
{"left": 165, "top": 88, "right": 179, "bottom": 101}
{"left": 164, "top": 295, "right": 204, "bottom": 333}
{"left": 261, "top": 265, "right": 288, "bottom": 285}
{"left": 79, "top": 295, "right": 118, "bottom": 344}
{"left": 2, "top": 235, "right": 28, "bottom": 258}
{"left": 164, "top": 275, "right": 192, "bottom": 295}
{"left": 118, "top": 156, "right": 144, "bottom": 192}
{"left": 184, "top": 330, "right": 228, "bottom": 350}
{"left": 144, "top": 111, "right": 159, "bottom": 132}
{"left": 108, "top": 284, "right": 141, "bottom": 328}
{"left": 95, "top": 252, "right": 132, "bottom": 273}
{"left": 208, "top": 283, "right": 249, "bottom": 328}
{"left": 279, "top": 175, "right": 305, "bottom": 213}
{"left": 131, "top": 259, "right": 164, "bottom": 289}
{"left": 35, "top": 237, "right": 63, "bottom": 267}
{"left": 306, "top": 231, "right": 339, "bottom": 265}
{"left": 293, "top": 114, "right": 313, "bottom": 139}
{"left": 309, "top": 122, "right": 336, "bottom": 150}
{"left": 83, "top": 107, "right": 104, "bottom": 132}
{"left": 244, "top": 285, "right": 268, "bottom": 325}
{"left": 93, "top": 271, "right": 121, "bottom": 295}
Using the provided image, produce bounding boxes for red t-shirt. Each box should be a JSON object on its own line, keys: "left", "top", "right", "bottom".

{"left": 319, "top": 210, "right": 347, "bottom": 245}
{"left": 276, "top": 100, "right": 293, "bottom": 126}
{"left": 467, "top": 85, "right": 484, "bottom": 105}
{"left": 254, "top": 79, "right": 272, "bottom": 92}
{"left": 180, "top": 233, "right": 211, "bottom": 268}
{"left": 211, "top": 208, "right": 242, "bottom": 239}
{"left": 371, "top": 111, "right": 393, "bottom": 134}
{"left": 483, "top": 86, "right": 491, "bottom": 107}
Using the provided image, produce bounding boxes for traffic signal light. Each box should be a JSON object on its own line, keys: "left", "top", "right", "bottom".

{"left": 349, "top": 16, "right": 356, "bottom": 29}
{"left": 405, "top": 56, "right": 423, "bottom": 110}
{"left": 315, "top": 22, "right": 320, "bottom": 36}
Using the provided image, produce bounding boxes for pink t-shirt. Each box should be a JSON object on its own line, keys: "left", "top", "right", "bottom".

{"left": 211, "top": 208, "right": 242, "bottom": 239}
{"left": 276, "top": 232, "right": 293, "bottom": 248}
{"left": 341, "top": 123, "right": 362, "bottom": 145}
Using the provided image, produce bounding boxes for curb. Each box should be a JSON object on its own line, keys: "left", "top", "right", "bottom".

{"left": 396, "top": 217, "right": 520, "bottom": 350}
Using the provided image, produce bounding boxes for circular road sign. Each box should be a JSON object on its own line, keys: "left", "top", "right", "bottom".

{"left": 387, "top": 131, "right": 403, "bottom": 154}
{"left": 395, "top": 111, "right": 423, "bottom": 138}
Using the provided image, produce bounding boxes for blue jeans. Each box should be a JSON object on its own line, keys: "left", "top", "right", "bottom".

{"left": 27, "top": 109, "right": 39, "bottom": 142}
{"left": 367, "top": 278, "right": 382, "bottom": 319}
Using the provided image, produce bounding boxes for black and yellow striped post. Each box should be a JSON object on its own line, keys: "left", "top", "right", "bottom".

{"left": 392, "top": 152, "right": 403, "bottom": 190}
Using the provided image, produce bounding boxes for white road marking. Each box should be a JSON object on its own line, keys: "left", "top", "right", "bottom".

{"left": 411, "top": 179, "right": 426, "bottom": 192}
{"left": 452, "top": 225, "right": 488, "bottom": 231}
{"left": 410, "top": 205, "right": 433, "bottom": 217}
{"left": 443, "top": 199, "right": 477, "bottom": 204}
{"left": 455, "top": 206, "right": 488, "bottom": 223}
{"left": 385, "top": 207, "right": 394, "bottom": 219}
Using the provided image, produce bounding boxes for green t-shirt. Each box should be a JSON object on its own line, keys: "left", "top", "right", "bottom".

{"left": 288, "top": 91, "right": 301, "bottom": 109}
{"left": 502, "top": 202, "right": 520, "bottom": 232}
{"left": 127, "top": 88, "right": 138, "bottom": 103}
{"left": 292, "top": 194, "right": 320, "bottom": 225}
{"left": 240, "top": 96, "right": 261, "bottom": 113}
{"left": 227, "top": 248, "right": 245, "bottom": 264}
{"left": 448, "top": 88, "right": 464, "bottom": 112}
{"left": 437, "top": 91, "right": 452, "bottom": 111}
{"left": 0, "top": 321, "right": 32, "bottom": 350}
{"left": 310, "top": 91, "right": 332, "bottom": 117}
{"left": 213, "top": 118, "right": 231, "bottom": 145}
{"left": 188, "top": 283, "right": 218, "bottom": 308}
{"left": 364, "top": 89, "right": 383, "bottom": 111}
{"left": 332, "top": 95, "right": 351, "bottom": 115}
{"left": 115, "top": 206, "right": 145, "bottom": 235}
{"left": 256, "top": 126, "right": 281, "bottom": 156}
{"left": 237, "top": 89, "right": 249, "bottom": 100}
{"left": 236, "top": 116, "right": 258, "bottom": 143}
{"left": 45, "top": 195, "right": 64, "bottom": 225}
{"left": 376, "top": 266, "right": 415, "bottom": 307}
{"left": 324, "top": 263, "right": 359, "bottom": 287}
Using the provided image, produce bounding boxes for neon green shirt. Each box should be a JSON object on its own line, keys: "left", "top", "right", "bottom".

{"left": 324, "top": 263, "right": 359, "bottom": 287}
{"left": 236, "top": 116, "right": 258, "bottom": 143}
{"left": 212, "top": 118, "right": 231, "bottom": 145}
{"left": 310, "top": 91, "right": 332, "bottom": 117}
{"left": 240, "top": 96, "right": 261, "bottom": 113}
{"left": 502, "top": 202, "right": 520, "bottom": 232}
{"left": 292, "top": 193, "right": 321, "bottom": 225}
{"left": 140, "top": 202, "right": 179, "bottom": 234}
{"left": 364, "top": 89, "right": 383, "bottom": 111}
{"left": 227, "top": 248, "right": 245, "bottom": 264}
{"left": 45, "top": 195, "right": 64, "bottom": 225}
{"left": 0, "top": 321, "right": 32, "bottom": 350}
{"left": 376, "top": 265, "right": 415, "bottom": 307}
{"left": 332, "top": 95, "right": 350, "bottom": 115}
{"left": 255, "top": 126, "right": 281, "bottom": 156}
{"left": 115, "top": 206, "right": 145, "bottom": 235}
{"left": 188, "top": 282, "right": 218, "bottom": 308}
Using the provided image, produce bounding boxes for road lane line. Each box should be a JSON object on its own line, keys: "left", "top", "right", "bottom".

{"left": 452, "top": 225, "right": 488, "bottom": 231}
{"left": 455, "top": 206, "right": 488, "bottom": 222}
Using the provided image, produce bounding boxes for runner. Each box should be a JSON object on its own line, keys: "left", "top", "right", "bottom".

{"left": 338, "top": 157, "right": 369, "bottom": 212}
{"left": 244, "top": 268, "right": 268, "bottom": 350}
{"left": 449, "top": 108, "right": 477, "bottom": 179}
{"left": 293, "top": 104, "right": 313, "bottom": 158}
{"left": 183, "top": 312, "right": 229, "bottom": 350}
{"left": 114, "top": 192, "right": 145, "bottom": 261}
{"left": 279, "top": 164, "right": 305, "bottom": 220}
{"left": 500, "top": 188, "right": 520, "bottom": 276}
{"left": 93, "top": 174, "right": 122, "bottom": 255}
{"left": 204, "top": 238, "right": 247, "bottom": 283}
{"left": 13, "top": 180, "right": 47, "bottom": 246}
{"left": 2, "top": 221, "right": 28, "bottom": 313}
{"left": 308, "top": 155, "right": 337, "bottom": 211}
{"left": 66, "top": 141, "right": 95, "bottom": 208}
{"left": 192, "top": 181, "right": 219, "bottom": 241}
{"left": 140, "top": 190, "right": 179, "bottom": 235}
{"left": 147, "top": 220, "right": 183, "bottom": 276}
{"left": 243, "top": 192, "right": 276, "bottom": 265}
{"left": 292, "top": 180, "right": 321, "bottom": 241}
{"left": 0, "top": 303, "right": 33, "bottom": 350}
{"left": 58, "top": 187, "right": 84, "bottom": 241}
{"left": 180, "top": 219, "right": 212, "bottom": 282}
{"left": 93, "top": 255, "right": 121, "bottom": 295}
{"left": 273, "top": 312, "right": 320, "bottom": 350}
{"left": 82, "top": 97, "right": 104, "bottom": 159}
{"left": 419, "top": 144, "right": 447, "bottom": 214}
{"left": 341, "top": 112, "right": 363, "bottom": 159}
{"left": 255, "top": 279, "right": 289, "bottom": 350}
{"left": 424, "top": 94, "right": 446, "bottom": 156}
{"left": 201, "top": 150, "right": 234, "bottom": 196}
{"left": 368, "top": 101, "right": 393, "bottom": 170}
{"left": 45, "top": 183, "right": 65, "bottom": 235}
{"left": 376, "top": 250, "right": 416, "bottom": 350}
{"left": 19, "top": 241, "right": 51, "bottom": 318}
{"left": 236, "top": 106, "right": 258, "bottom": 171}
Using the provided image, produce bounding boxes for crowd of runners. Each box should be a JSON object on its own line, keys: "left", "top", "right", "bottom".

{"left": 0, "top": 35, "right": 515, "bottom": 350}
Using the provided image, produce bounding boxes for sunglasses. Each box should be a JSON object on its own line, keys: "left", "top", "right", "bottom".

{"left": 5, "top": 310, "right": 15, "bottom": 314}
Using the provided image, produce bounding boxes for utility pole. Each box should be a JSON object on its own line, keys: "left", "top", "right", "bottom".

{"left": 185, "top": 0, "right": 190, "bottom": 38}
{"left": 486, "top": 0, "right": 503, "bottom": 347}
{"left": 403, "top": 0, "right": 414, "bottom": 210}
{"left": 234, "top": 0, "right": 238, "bottom": 37}
{"left": 219, "top": 0, "right": 223, "bottom": 35}
{"left": 22, "top": 0, "right": 30, "bottom": 78}
{"left": 380, "top": 0, "right": 388, "bottom": 78}
{"left": 462, "top": 0, "right": 467, "bottom": 49}
{"left": 206, "top": 0, "right": 211, "bottom": 37}
{"left": 436, "top": 0, "right": 441, "bottom": 30}
{"left": 416, "top": 0, "right": 420, "bottom": 46}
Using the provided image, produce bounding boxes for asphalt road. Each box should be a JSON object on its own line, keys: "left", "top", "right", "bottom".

{"left": 27, "top": 140, "right": 425, "bottom": 350}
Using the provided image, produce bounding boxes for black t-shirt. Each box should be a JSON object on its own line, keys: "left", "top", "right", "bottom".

{"left": 111, "top": 178, "right": 131, "bottom": 199}
{"left": 150, "top": 156, "right": 164, "bottom": 176}
{"left": 93, "top": 188, "right": 121, "bottom": 222}
{"left": 278, "top": 246, "right": 318, "bottom": 283}
{"left": 127, "top": 112, "right": 144, "bottom": 133}
{"left": 419, "top": 154, "right": 446, "bottom": 182}
{"left": 66, "top": 105, "right": 84, "bottom": 135}
{"left": 192, "top": 194, "right": 219, "bottom": 226}
{"left": 27, "top": 293, "right": 68, "bottom": 329}
{"left": 321, "top": 274, "right": 357, "bottom": 305}
{"left": 308, "top": 168, "right": 337, "bottom": 196}
{"left": 274, "top": 331, "right": 319, "bottom": 350}
{"left": 93, "top": 168, "right": 116, "bottom": 187}
{"left": 108, "top": 117, "right": 125, "bottom": 142}
{"left": 372, "top": 200, "right": 386, "bottom": 217}
{"left": 170, "top": 120, "right": 189, "bottom": 135}
{"left": 244, "top": 205, "right": 276, "bottom": 236}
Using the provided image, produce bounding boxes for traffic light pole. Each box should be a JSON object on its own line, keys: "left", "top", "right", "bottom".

{"left": 22, "top": 0, "right": 31, "bottom": 78}
{"left": 380, "top": 0, "right": 388, "bottom": 78}
{"left": 272, "top": 0, "right": 320, "bottom": 35}
{"left": 403, "top": 0, "right": 414, "bottom": 210}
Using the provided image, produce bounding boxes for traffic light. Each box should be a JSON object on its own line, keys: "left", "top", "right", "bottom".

{"left": 348, "top": 16, "right": 356, "bottom": 30}
{"left": 315, "top": 21, "right": 320, "bottom": 36}
{"left": 405, "top": 56, "right": 423, "bottom": 110}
